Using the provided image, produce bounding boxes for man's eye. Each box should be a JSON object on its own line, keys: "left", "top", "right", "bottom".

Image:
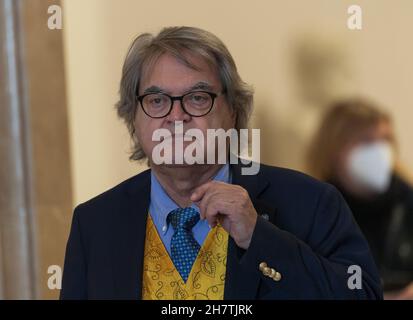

{"left": 148, "top": 95, "right": 167, "bottom": 106}
{"left": 188, "top": 93, "right": 209, "bottom": 104}
{"left": 194, "top": 95, "right": 207, "bottom": 101}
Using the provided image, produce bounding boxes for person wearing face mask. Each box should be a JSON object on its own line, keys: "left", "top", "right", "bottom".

{"left": 307, "top": 98, "right": 413, "bottom": 299}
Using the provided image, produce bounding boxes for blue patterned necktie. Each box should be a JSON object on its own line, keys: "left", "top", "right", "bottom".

{"left": 167, "top": 207, "right": 201, "bottom": 282}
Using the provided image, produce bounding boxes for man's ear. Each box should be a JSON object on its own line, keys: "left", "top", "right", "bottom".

{"left": 231, "top": 109, "right": 237, "bottom": 127}
{"left": 132, "top": 127, "right": 137, "bottom": 141}
{"left": 132, "top": 125, "right": 141, "bottom": 146}
{"left": 226, "top": 103, "right": 235, "bottom": 125}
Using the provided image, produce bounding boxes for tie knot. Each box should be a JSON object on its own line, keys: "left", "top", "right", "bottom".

{"left": 168, "top": 207, "right": 200, "bottom": 231}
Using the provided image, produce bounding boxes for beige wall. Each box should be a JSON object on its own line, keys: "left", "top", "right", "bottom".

{"left": 62, "top": 0, "right": 413, "bottom": 206}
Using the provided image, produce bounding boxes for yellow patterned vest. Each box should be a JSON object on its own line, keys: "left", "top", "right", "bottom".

{"left": 142, "top": 214, "right": 228, "bottom": 300}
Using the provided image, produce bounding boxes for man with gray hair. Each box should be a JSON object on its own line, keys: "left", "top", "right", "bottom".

{"left": 61, "top": 26, "right": 382, "bottom": 299}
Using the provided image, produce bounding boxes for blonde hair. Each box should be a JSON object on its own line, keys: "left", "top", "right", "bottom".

{"left": 115, "top": 26, "right": 253, "bottom": 161}
{"left": 307, "top": 98, "right": 394, "bottom": 181}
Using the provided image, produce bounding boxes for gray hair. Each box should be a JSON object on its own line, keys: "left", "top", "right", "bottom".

{"left": 115, "top": 26, "right": 254, "bottom": 161}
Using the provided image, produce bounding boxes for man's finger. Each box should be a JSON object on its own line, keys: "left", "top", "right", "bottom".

{"left": 190, "top": 181, "right": 213, "bottom": 202}
{"left": 204, "top": 201, "right": 220, "bottom": 228}
{"left": 197, "top": 187, "right": 222, "bottom": 220}
{"left": 197, "top": 199, "right": 206, "bottom": 220}
{"left": 198, "top": 190, "right": 215, "bottom": 220}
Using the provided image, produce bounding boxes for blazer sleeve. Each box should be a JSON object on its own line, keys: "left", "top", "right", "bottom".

{"left": 242, "top": 184, "right": 383, "bottom": 299}
{"left": 60, "top": 206, "right": 87, "bottom": 299}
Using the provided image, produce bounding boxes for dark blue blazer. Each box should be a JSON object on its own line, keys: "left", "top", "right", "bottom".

{"left": 60, "top": 163, "right": 383, "bottom": 299}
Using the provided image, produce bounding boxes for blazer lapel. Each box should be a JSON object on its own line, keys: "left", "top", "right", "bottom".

{"left": 224, "top": 162, "right": 276, "bottom": 299}
{"left": 111, "top": 169, "right": 151, "bottom": 299}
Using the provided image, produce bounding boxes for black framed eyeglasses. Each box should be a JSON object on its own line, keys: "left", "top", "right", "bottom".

{"left": 136, "top": 91, "right": 221, "bottom": 118}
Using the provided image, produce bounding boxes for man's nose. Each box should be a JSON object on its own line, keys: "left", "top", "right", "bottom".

{"left": 165, "top": 100, "right": 191, "bottom": 122}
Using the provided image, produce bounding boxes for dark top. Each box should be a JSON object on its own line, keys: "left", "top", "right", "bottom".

{"left": 331, "top": 174, "right": 413, "bottom": 290}
{"left": 61, "top": 163, "right": 382, "bottom": 299}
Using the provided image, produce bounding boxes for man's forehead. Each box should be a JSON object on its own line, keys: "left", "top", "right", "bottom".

{"left": 139, "top": 53, "right": 220, "bottom": 93}
{"left": 155, "top": 52, "right": 212, "bottom": 70}
{"left": 142, "top": 81, "right": 215, "bottom": 94}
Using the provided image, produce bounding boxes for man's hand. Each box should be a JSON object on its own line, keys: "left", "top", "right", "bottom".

{"left": 190, "top": 181, "right": 258, "bottom": 250}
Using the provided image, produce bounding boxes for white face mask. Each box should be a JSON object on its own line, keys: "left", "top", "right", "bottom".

{"left": 346, "top": 141, "right": 394, "bottom": 193}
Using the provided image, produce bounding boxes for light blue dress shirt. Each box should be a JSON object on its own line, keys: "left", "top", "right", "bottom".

{"left": 149, "top": 164, "right": 231, "bottom": 255}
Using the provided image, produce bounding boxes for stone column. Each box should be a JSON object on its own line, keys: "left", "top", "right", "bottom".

{"left": 0, "top": 0, "right": 72, "bottom": 299}
{"left": 0, "top": 0, "right": 38, "bottom": 299}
